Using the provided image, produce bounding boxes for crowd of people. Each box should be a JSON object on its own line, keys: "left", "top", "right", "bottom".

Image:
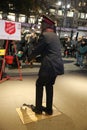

{"left": 0, "top": 28, "right": 41, "bottom": 69}
{"left": 16, "top": 28, "right": 40, "bottom": 67}
{"left": 0, "top": 25, "right": 87, "bottom": 70}
{"left": 62, "top": 34, "right": 87, "bottom": 68}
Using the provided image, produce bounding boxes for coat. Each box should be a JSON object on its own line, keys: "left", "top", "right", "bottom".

{"left": 28, "top": 31, "right": 64, "bottom": 77}
{"left": 79, "top": 44, "right": 87, "bottom": 55}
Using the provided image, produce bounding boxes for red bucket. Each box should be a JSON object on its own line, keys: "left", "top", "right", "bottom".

{"left": 5, "top": 55, "right": 14, "bottom": 64}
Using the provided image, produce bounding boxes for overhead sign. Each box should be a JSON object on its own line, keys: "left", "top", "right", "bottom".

{"left": 0, "top": 20, "right": 21, "bottom": 40}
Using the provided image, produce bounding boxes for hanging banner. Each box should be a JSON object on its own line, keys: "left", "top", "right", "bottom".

{"left": 0, "top": 20, "right": 21, "bottom": 40}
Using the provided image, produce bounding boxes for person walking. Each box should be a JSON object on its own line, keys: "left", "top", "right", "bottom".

{"left": 26, "top": 15, "right": 64, "bottom": 115}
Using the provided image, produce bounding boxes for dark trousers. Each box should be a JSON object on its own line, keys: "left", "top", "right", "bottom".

{"left": 35, "top": 74, "right": 57, "bottom": 111}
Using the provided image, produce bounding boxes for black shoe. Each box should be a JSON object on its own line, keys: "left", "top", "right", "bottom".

{"left": 30, "top": 105, "right": 42, "bottom": 114}
{"left": 44, "top": 109, "right": 53, "bottom": 115}
{"left": 41, "top": 106, "right": 53, "bottom": 115}
{"left": 30, "top": 105, "right": 53, "bottom": 115}
{"left": 31, "top": 105, "right": 53, "bottom": 115}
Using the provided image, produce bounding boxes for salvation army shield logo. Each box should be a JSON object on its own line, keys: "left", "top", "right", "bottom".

{"left": 5, "top": 22, "right": 16, "bottom": 35}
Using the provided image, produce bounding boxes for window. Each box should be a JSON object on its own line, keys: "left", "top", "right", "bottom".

{"left": 19, "top": 14, "right": 26, "bottom": 22}
{"left": 58, "top": 10, "right": 63, "bottom": 16}
{"left": 67, "top": 11, "right": 74, "bottom": 17}
{"left": 7, "top": 13, "right": 15, "bottom": 21}
{"left": 80, "top": 13, "right": 85, "bottom": 19}
{"left": 0, "top": 13, "right": 2, "bottom": 19}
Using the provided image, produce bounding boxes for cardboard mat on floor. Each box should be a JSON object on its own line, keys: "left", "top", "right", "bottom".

{"left": 16, "top": 104, "right": 61, "bottom": 124}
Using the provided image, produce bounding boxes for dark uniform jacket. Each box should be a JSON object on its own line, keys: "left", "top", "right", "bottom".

{"left": 29, "top": 31, "right": 64, "bottom": 77}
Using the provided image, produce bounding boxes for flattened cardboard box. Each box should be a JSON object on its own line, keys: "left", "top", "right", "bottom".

{"left": 16, "top": 104, "right": 61, "bottom": 124}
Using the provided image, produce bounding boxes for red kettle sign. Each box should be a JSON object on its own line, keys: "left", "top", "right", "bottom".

{"left": 0, "top": 20, "right": 21, "bottom": 40}
{"left": 5, "top": 22, "right": 16, "bottom": 35}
